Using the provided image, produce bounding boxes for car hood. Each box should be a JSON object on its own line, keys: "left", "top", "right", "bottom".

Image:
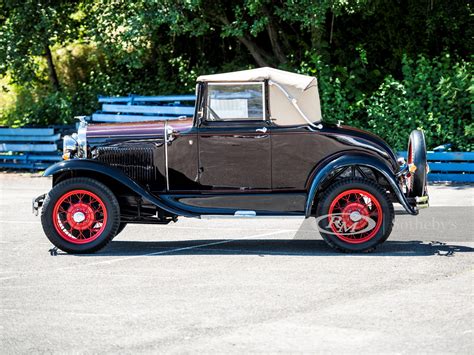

{"left": 86, "top": 118, "right": 193, "bottom": 143}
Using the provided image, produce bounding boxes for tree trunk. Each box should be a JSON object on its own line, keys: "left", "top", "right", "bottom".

{"left": 265, "top": 22, "right": 286, "bottom": 64}
{"left": 237, "top": 35, "right": 271, "bottom": 67}
{"left": 311, "top": 24, "right": 323, "bottom": 51}
{"left": 262, "top": 5, "right": 286, "bottom": 64}
{"left": 329, "top": 12, "right": 335, "bottom": 45}
{"left": 44, "top": 44, "right": 60, "bottom": 91}
{"left": 216, "top": 14, "right": 271, "bottom": 67}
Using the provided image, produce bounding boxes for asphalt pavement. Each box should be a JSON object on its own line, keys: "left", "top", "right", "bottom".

{"left": 0, "top": 173, "right": 473, "bottom": 353}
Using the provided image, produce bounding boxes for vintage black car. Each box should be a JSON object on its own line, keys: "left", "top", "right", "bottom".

{"left": 33, "top": 68, "right": 429, "bottom": 254}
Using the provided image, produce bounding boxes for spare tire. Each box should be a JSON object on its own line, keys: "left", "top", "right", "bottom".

{"left": 406, "top": 130, "right": 427, "bottom": 197}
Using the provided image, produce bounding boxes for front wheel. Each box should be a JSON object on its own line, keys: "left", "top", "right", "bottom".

{"left": 41, "top": 177, "right": 120, "bottom": 254}
{"left": 315, "top": 177, "right": 394, "bottom": 253}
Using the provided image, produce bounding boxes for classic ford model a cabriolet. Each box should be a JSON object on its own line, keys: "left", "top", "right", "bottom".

{"left": 33, "top": 68, "right": 429, "bottom": 253}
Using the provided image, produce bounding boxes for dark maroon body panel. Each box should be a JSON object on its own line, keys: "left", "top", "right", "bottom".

{"left": 197, "top": 121, "right": 272, "bottom": 190}
{"left": 85, "top": 116, "right": 397, "bottom": 203}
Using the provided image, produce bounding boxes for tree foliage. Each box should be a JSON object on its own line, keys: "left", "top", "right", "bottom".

{"left": 0, "top": 0, "right": 472, "bottom": 150}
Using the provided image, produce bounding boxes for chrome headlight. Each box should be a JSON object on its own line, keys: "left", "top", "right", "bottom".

{"left": 62, "top": 118, "right": 88, "bottom": 160}
{"left": 62, "top": 134, "right": 78, "bottom": 160}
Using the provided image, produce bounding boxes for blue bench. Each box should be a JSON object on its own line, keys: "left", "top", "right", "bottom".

{"left": 398, "top": 151, "right": 474, "bottom": 183}
{"left": 91, "top": 95, "right": 196, "bottom": 122}
{"left": 0, "top": 128, "right": 62, "bottom": 170}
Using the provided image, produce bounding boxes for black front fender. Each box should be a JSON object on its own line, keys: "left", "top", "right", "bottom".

{"left": 43, "top": 159, "right": 198, "bottom": 217}
{"left": 305, "top": 154, "right": 418, "bottom": 217}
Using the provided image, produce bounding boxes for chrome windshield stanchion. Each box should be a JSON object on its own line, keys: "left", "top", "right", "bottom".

{"left": 164, "top": 121, "right": 172, "bottom": 191}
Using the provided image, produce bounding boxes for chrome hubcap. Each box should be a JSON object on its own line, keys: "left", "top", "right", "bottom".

{"left": 349, "top": 211, "right": 362, "bottom": 222}
{"left": 73, "top": 211, "right": 86, "bottom": 223}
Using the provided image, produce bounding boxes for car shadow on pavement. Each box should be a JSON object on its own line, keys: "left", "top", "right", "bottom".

{"left": 77, "top": 239, "right": 474, "bottom": 257}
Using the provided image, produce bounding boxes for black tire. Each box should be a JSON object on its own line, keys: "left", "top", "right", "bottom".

{"left": 315, "top": 177, "right": 394, "bottom": 253}
{"left": 41, "top": 177, "right": 120, "bottom": 254}
{"left": 407, "top": 130, "right": 427, "bottom": 197}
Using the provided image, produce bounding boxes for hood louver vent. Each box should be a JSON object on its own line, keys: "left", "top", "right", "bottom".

{"left": 95, "top": 147, "right": 158, "bottom": 182}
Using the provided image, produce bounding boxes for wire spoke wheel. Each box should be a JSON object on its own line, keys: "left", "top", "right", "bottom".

{"left": 41, "top": 177, "right": 120, "bottom": 254}
{"left": 328, "top": 189, "right": 383, "bottom": 244}
{"left": 52, "top": 189, "right": 108, "bottom": 244}
{"left": 316, "top": 177, "right": 394, "bottom": 253}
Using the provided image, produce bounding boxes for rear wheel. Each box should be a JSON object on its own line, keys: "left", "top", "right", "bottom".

{"left": 41, "top": 177, "right": 120, "bottom": 254}
{"left": 315, "top": 177, "right": 394, "bottom": 252}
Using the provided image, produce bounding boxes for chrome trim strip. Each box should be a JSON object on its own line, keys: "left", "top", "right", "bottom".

{"left": 201, "top": 215, "right": 306, "bottom": 220}
{"left": 234, "top": 210, "right": 257, "bottom": 217}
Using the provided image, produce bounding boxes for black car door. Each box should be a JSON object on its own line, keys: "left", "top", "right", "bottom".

{"left": 197, "top": 82, "right": 272, "bottom": 191}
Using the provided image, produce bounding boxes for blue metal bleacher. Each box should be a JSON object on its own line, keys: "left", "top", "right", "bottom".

{"left": 91, "top": 95, "right": 196, "bottom": 123}
{"left": 0, "top": 128, "right": 62, "bottom": 170}
{"left": 398, "top": 151, "right": 474, "bottom": 183}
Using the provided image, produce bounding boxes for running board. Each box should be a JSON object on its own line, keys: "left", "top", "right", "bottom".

{"left": 201, "top": 211, "right": 305, "bottom": 220}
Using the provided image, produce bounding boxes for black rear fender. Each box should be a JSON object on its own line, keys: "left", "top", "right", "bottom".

{"left": 306, "top": 154, "right": 418, "bottom": 217}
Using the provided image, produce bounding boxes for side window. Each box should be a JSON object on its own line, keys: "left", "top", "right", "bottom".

{"left": 206, "top": 83, "right": 264, "bottom": 121}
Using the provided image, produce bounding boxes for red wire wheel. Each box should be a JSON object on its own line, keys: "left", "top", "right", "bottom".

{"left": 52, "top": 189, "right": 108, "bottom": 244}
{"left": 328, "top": 189, "right": 383, "bottom": 244}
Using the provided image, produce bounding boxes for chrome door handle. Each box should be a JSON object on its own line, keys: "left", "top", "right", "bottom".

{"left": 256, "top": 127, "right": 267, "bottom": 133}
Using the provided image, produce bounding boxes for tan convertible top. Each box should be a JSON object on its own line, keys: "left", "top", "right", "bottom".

{"left": 197, "top": 67, "right": 322, "bottom": 126}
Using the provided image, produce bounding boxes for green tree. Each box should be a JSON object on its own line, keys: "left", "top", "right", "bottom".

{"left": 0, "top": 0, "right": 80, "bottom": 91}
{"left": 0, "top": 0, "right": 472, "bottom": 153}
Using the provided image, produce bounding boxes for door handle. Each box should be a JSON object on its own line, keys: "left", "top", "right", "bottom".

{"left": 256, "top": 127, "right": 267, "bottom": 134}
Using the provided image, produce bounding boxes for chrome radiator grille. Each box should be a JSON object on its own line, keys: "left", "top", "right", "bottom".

{"left": 95, "top": 147, "right": 158, "bottom": 182}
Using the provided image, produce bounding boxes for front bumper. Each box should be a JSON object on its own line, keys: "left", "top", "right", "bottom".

{"left": 32, "top": 194, "right": 45, "bottom": 216}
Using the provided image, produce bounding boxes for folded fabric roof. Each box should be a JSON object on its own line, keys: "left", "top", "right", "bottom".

{"left": 197, "top": 67, "right": 322, "bottom": 125}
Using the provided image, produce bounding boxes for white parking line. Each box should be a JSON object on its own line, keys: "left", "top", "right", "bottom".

{"left": 0, "top": 219, "right": 304, "bottom": 232}
{"left": 59, "top": 229, "right": 289, "bottom": 269}
{"left": 1, "top": 221, "right": 39, "bottom": 224}
{"left": 0, "top": 230, "right": 290, "bottom": 281}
